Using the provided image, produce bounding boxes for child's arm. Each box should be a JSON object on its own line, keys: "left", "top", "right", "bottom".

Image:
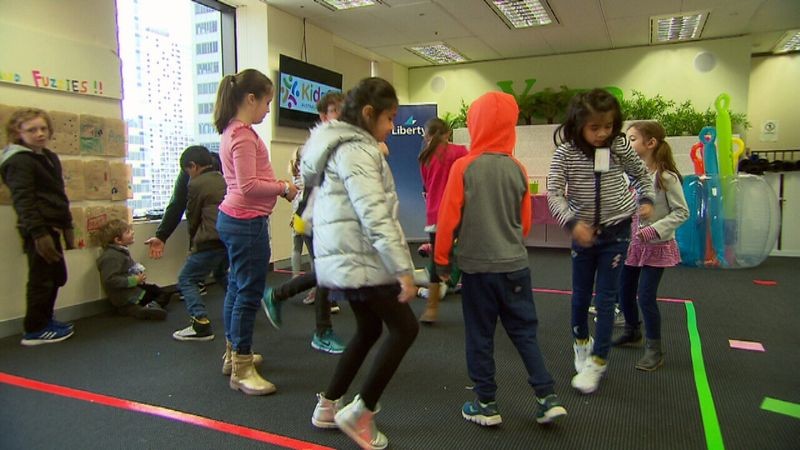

{"left": 546, "top": 146, "right": 577, "bottom": 231}
{"left": 186, "top": 181, "right": 203, "bottom": 242}
{"left": 2, "top": 158, "right": 50, "bottom": 238}
{"left": 643, "top": 171, "right": 689, "bottom": 240}
{"left": 230, "top": 128, "right": 285, "bottom": 199}
{"left": 434, "top": 159, "right": 468, "bottom": 276}
{"left": 616, "top": 137, "right": 655, "bottom": 207}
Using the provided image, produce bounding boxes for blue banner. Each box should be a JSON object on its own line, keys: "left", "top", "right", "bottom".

{"left": 385, "top": 104, "right": 437, "bottom": 241}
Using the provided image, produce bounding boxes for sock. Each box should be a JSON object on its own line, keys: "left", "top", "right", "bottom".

{"left": 195, "top": 317, "right": 210, "bottom": 324}
{"left": 592, "top": 355, "right": 606, "bottom": 365}
{"left": 576, "top": 338, "right": 590, "bottom": 345}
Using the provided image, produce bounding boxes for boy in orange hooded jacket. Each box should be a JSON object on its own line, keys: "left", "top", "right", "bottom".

{"left": 435, "top": 92, "right": 567, "bottom": 427}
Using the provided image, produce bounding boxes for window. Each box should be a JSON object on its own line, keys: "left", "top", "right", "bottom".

{"left": 196, "top": 21, "right": 218, "bottom": 34}
{"left": 196, "top": 41, "right": 218, "bottom": 54}
{"left": 197, "top": 81, "right": 217, "bottom": 94}
{"left": 117, "top": 0, "right": 235, "bottom": 218}
{"left": 197, "top": 103, "right": 214, "bottom": 114}
{"left": 197, "top": 62, "right": 219, "bottom": 75}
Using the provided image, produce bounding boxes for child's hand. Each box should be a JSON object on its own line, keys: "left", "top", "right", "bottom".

{"left": 639, "top": 203, "right": 654, "bottom": 220}
{"left": 144, "top": 237, "right": 165, "bottom": 259}
{"left": 136, "top": 273, "right": 147, "bottom": 284}
{"left": 397, "top": 274, "right": 416, "bottom": 303}
{"left": 283, "top": 181, "right": 299, "bottom": 201}
{"left": 572, "top": 222, "right": 596, "bottom": 247}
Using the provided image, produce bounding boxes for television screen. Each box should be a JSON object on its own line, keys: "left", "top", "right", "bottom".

{"left": 278, "top": 54, "right": 343, "bottom": 130}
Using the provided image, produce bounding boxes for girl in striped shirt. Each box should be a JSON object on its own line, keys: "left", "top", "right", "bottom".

{"left": 613, "top": 121, "right": 688, "bottom": 371}
{"left": 547, "top": 89, "right": 655, "bottom": 395}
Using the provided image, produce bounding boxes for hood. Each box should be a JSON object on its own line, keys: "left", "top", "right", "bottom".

{"left": 466, "top": 92, "right": 518, "bottom": 155}
{"left": 0, "top": 143, "right": 33, "bottom": 168}
{"left": 300, "top": 120, "right": 376, "bottom": 180}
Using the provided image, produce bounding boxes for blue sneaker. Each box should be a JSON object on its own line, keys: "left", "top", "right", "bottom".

{"left": 49, "top": 319, "right": 74, "bottom": 331}
{"left": 311, "top": 329, "right": 345, "bottom": 354}
{"left": 261, "top": 287, "right": 281, "bottom": 329}
{"left": 462, "top": 399, "right": 502, "bottom": 426}
{"left": 535, "top": 394, "right": 567, "bottom": 424}
{"left": 21, "top": 325, "right": 74, "bottom": 346}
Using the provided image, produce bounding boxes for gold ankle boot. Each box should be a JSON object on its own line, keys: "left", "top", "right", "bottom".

{"left": 229, "top": 352, "right": 276, "bottom": 395}
{"left": 222, "top": 340, "right": 264, "bottom": 375}
{"left": 419, "top": 281, "right": 442, "bottom": 324}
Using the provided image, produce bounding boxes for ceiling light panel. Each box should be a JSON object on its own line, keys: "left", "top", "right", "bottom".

{"left": 484, "top": 0, "right": 558, "bottom": 29}
{"left": 774, "top": 30, "right": 800, "bottom": 53}
{"left": 650, "top": 11, "right": 709, "bottom": 44}
{"left": 406, "top": 42, "right": 468, "bottom": 64}
{"left": 314, "top": 0, "right": 383, "bottom": 11}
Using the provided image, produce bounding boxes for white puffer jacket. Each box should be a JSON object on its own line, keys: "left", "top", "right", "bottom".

{"left": 300, "top": 120, "right": 413, "bottom": 290}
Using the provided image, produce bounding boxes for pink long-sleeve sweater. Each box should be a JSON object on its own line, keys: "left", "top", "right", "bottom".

{"left": 218, "top": 120, "right": 284, "bottom": 219}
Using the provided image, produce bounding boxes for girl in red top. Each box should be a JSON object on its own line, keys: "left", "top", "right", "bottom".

{"left": 418, "top": 118, "right": 467, "bottom": 323}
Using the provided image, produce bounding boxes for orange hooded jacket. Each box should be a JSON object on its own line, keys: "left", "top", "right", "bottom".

{"left": 434, "top": 92, "right": 532, "bottom": 274}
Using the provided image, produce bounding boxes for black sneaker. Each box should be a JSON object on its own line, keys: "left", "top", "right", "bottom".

{"left": 172, "top": 317, "right": 214, "bottom": 341}
{"left": 135, "top": 301, "right": 167, "bottom": 321}
{"left": 535, "top": 394, "right": 567, "bottom": 424}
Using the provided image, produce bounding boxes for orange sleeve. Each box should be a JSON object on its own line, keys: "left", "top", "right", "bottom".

{"left": 513, "top": 158, "right": 532, "bottom": 237}
{"left": 434, "top": 158, "right": 468, "bottom": 266}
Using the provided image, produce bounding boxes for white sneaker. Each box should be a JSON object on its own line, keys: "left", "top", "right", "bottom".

{"left": 417, "top": 287, "right": 429, "bottom": 299}
{"left": 571, "top": 358, "right": 607, "bottom": 394}
{"left": 312, "top": 392, "right": 342, "bottom": 429}
{"left": 335, "top": 396, "right": 387, "bottom": 450}
{"left": 573, "top": 337, "right": 594, "bottom": 372}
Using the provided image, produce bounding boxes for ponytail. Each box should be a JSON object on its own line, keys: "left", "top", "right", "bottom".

{"left": 213, "top": 69, "right": 273, "bottom": 134}
{"left": 418, "top": 117, "right": 450, "bottom": 165}
{"left": 628, "top": 120, "right": 682, "bottom": 190}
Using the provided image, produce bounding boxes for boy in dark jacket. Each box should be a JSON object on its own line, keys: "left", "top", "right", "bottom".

{"left": 435, "top": 92, "right": 567, "bottom": 427}
{"left": 1, "top": 108, "right": 76, "bottom": 346}
{"left": 96, "top": 219, "right": 169, "bottom": 320}
{"left": 172, "top": 146, "right": 228, "bottom": 341}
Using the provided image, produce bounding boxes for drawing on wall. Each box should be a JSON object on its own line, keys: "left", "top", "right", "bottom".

{"left": 108, "top": 162, "right": 132, "bottom": 201}
{"left": 103, "top": 118, "right": 127, "bottom": 157}
{"left": 83, "top": 159, "right": 110, "bottom": 200}
{"left": 50, "top": 110, "right": 80, "bottom": 155}
{"left": 61, "top": 159, "right": 86, "bottom": 200}
{"left": 80, "top": 115, "right": 105, "bottom": 155}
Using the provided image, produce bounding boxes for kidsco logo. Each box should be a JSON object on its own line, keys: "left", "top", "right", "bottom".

{"left": 392, "top": 116, "right": 424, "bottom": 136}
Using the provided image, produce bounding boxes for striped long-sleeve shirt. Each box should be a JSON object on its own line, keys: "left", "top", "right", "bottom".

{"left": 547, "top": 135, "right": 654, "bottom": 231}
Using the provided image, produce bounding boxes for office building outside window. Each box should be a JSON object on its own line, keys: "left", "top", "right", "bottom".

{"left": 116, "top": 0, "right": 234, "bottom": 218}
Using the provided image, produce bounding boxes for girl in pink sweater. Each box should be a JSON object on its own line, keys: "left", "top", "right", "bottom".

{"left": 213, "top": 69, "right": 297, "bottom": 396}
{"left": 418, "top": 118, "right": 467, "bottom": 323}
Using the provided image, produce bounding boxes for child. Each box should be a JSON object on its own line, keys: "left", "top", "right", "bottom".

{"left": 1, "top": 108, "right": 76, "bottom": 345}
{"left": 306, "top": 77, "right": 417, "bottom": 450}
{"left": 289, "top": 146, "right": 307, "bottom": 279}
{"left": 417, "top": 117, "right": 467, "bottom": 324}
{"left": 547, "top": 89, "right": 655, "bottom": 394}
{"left": 614, "top": 121, "right": 688, "bottom": 371}
{"left": 261, "top": 92, "right": 346, "bottom": 355}
{"left": 96, "top": 219, "right": 170, "bottom": 320}
{"left": 435, "top": 92, "right": 567, "bottom": 427}
{"left": 172, "top": 145, "right": 229, "bottom": 341}
{"left": 214, "top": 68, "right": 297, "bottom": 396}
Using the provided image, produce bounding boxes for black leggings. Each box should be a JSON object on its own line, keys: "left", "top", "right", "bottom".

{"left": 325, "top": 284, "right": 419, "bottom": 410}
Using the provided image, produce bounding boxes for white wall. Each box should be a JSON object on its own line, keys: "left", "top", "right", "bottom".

{"left": 747, "top": 53, "right": 800, "bottom": 151}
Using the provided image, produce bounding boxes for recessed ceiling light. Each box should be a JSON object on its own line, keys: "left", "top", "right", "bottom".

{"left": 650, "top": 11, "right": 709, "bottom": 44}
{"left": 484, "top": 0, "right": 558, "bottom": 29}
{"left": 406, "top": 42, "right": 469, "bottom": 65}
{"left": 773, "top": 30, "right": 800, "bottom": 53}
{"left": 313, "top": 0, "right": 383, "bottom": 11}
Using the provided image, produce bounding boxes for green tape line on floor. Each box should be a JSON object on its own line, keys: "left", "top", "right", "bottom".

{"left": 686, "top": 302, "right": 725, "bottom": 450}
{"left": 761, "top": 397, "right": 800, "bottom": 419}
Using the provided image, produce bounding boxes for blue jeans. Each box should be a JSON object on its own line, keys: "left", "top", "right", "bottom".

{"left": 571, "top": 221, "right": 631, "bottom": 360}
{"left": 177, "top": 247, "right": 228, "bottom": 319}
{"left": 217, "top": 211, "right": 270, "bottom": 354}
{"left": 619, "top": 265, "right": 664, "bottom": 340}
{"left": 461, "top": 268, "right": 555, "bottom": 402}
